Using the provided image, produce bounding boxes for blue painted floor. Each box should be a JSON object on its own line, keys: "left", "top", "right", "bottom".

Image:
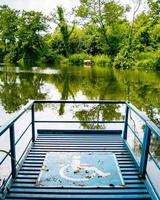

{"left": 6, "top": 131, "right": 152, "bottom": 199}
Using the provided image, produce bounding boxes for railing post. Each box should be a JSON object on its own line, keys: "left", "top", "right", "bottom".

{"left": 10, "top": 124, "right": 16, "bottom": 179}
{"left": 140, "top": 125, "right": 151, "bottom": 178}
{"left": 123, "top": 104, "right": 129, "bottom": 140}
{"left": 31, "top": 104, "right": 35, "bottom": 143}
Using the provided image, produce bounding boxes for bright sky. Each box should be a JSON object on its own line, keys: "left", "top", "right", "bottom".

{"left": 0, "top": 0, "right": 147, "bottom": 24}
{"left": 0, "top": 0, "right": 78, "bottom": 14}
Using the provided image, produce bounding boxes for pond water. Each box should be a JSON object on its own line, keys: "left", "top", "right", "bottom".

{"left": 0, "top": 65, "right": 160, "bottom": 126}
{"left": 0, "top": 65, "right": 160, "bottom": 193}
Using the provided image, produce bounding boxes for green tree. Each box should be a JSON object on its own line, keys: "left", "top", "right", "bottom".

{"left": 81, "top": 25, "right": 104, "bottom": 55}
{"left": 0, "top": 5, "right": 19, "bottom": 63}
{"left": 76, "top": 0, "right": 129, "bottom": 56}
{"left": 16, "top": 11, "right": 48, "bottom": 65}
{"left": 52, "top": 6, "right": 75, "bottom": 57}
{"left": 148, "top": 0, "right": 160, "bottom": 24}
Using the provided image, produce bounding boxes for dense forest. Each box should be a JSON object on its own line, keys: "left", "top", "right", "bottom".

{"left": 0, "top": 0, "right": 159, "bottom": 69}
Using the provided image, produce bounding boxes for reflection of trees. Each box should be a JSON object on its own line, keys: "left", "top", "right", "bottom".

{"left": 0, "top": 70, "right": 46, "bottom": 113}
{"left": 115, "top": 69, "right": 160, "bottom": 124}
{"left": 150, "top": 135, "right": 160, "bottom": 165}
{"left": 52, "top": 67, "right": 76, "bottom": 115}
{"left": 75, "top": 104, "right": 122, "bottom": 129}
{"left": 58, "top": 68, "right": 75, "bottom": 115}
{"left": 99, "top": 68, "right": 123, "bottom": 100}
{"left": 133, "top": 137, "right": 142, "bottom": 162}
{"left": 0, "top": 66, "right": 159, "bottom": 158}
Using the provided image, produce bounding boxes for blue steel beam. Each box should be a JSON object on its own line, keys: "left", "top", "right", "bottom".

{"left": 10, "top": 124, "right": 16, "bottom": 179}
{"left": 31, "top": 104, "right": 35, "bottom": 143}
{"left": 140, "top": 125, "right": 151, "bottom": 178}
{"left": 122, "top": 104, "right": 129, "bottom": 140}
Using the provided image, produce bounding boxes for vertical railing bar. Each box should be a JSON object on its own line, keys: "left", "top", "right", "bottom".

{"left": 10, "top": 124, "right": 16, "bottom": 179}
{"left": 140, "top": 125, "right": 151, "bottom": 178}
{"left": 123, "top": 103, "right": 129, "bottom": 140}
{"left": 31, "top": 104, "right": 35, "bottom": 143}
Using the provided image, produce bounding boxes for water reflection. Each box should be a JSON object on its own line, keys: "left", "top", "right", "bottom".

{"left": 75, "top": 104, "right": 123, "bottom": 129}
{"left": 0, "top": 69, "right": 46, "bottom": 113}
{"left": 0, "top": 66, "right": 160, "bottom": 122}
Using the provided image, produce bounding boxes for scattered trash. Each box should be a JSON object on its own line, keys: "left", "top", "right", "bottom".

{"left": 109, "top": 183, "right": 115, "bottom": 187}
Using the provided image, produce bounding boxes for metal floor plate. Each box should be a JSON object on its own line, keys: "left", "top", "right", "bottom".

{"left": 36, "top": 152, "right": 125, "bottom": 188}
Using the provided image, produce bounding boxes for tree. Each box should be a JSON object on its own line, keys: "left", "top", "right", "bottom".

{"left": 0, "top": 5, "right": 19, "bottom": 62}
{"left": 76, "top": 0, "right": 129, "bottom": 56}
{"left": 52, "top": 6, "right": 75, "bottom": 57}
{"left": 147, "top": 0, "right": 160, "bottom": 24}
{"left": 113, "top": 0, "right": 142, "bottom": 68}
{"left": 16, "top": 11, "right": 48, "bottom": 65}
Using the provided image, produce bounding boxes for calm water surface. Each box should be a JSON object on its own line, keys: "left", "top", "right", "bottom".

{"left": 0, "top": 65, "right": 160, "bottom": 125}
{"left": 0, "top": 65, "right": 160, "bottom": 193}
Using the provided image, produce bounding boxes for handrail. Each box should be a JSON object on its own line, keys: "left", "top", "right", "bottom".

{"left": 124, "top": 102, "right": 160, "bottom": 200}
{"left": 126, "top": 102, "right": 160, "bottom": 138}
{"left": 34, "top": 100, "right": 126, "bottom": 104}
{"left": 0, "top": 100, "right": 34, "bottom": 196}
{"left": 126, "top": 102, "right": 149, "bottom": 121}
{"left": 146, "top": 120, "right": 160, "bottom": 138}
{"left": 0, "top": 100, "right": 34, "bottom": 136}
{"left": 35, "top": 120, "right": 124, "bottom": 123}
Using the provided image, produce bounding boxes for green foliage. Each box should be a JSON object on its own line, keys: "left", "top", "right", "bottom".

{"left": 0, "top": 44, "right": 4, "bottom": 62}
{"left": 44, "top": 31, "right": 65, "bottom": 55}
{"left": 93, "top": 54, "right": 111, "bottom": 66}
{"left": 76, "top": 0, "right": 130, "bottom": 56}
{"left": 0, "top": 5, "right": 19, "bottom": 62}
{"left": 135, "top": 50, "right": 160, "bottom": 69}
{"left": 16, "top": 10, "right": 48, "bottom": 65}
{"left": 0, "top": 1, "right": 160, "bottom": 69}
{"left": 3, "top": 50, "right": 18, "bottom": 64}
{"left": 69, "top": 53, "right": 93, "bottom": 65}
{"left": 41, "top": 50, "right": 65, "bottom": 65}
{"left": 69, "top": 28, "right": 85, "bottom": 54}
{"left": 81, "top": 25, "right": 105, "bottom": 55}
{"left": 113, "top": 45, "right": 134, "bottom": 69}
{"left": 52, "top": 6, "right": 75, "bottom": 57}
{"left": 103, "top": 1, "right": 130, "bottom": 26}
{"left": 0, "top": 5, "right": 18, "bottom": 44}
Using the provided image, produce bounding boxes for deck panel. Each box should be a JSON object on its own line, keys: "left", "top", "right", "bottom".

{"left": 6, "top": 132, "right": 152, "bottom": 200}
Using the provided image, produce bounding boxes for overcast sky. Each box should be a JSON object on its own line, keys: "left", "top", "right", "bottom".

{"left": 0, "top": 0, "right": 147, "bottom": 22}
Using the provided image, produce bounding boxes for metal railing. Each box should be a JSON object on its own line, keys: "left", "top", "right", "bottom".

{"left": 0, "top": 100, "right": 159, "bottom": 199}
{"left": 122, "top": 102, "right": 160, "bottom": 199}
{"left": 0, "top": 100, "right": 34, "bottom": 197}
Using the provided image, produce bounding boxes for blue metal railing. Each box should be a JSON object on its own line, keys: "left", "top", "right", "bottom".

{"left": 0, "top": 100, "right": 159, "bottom": 199}
{"left": 0, "top": 100, "right": 34, "bottom": 196}
{"left": 122, "top": 102, "right": 160, "bottom": 199}
{"left": 0, "top": 100, "right": 125, "bottom": 193}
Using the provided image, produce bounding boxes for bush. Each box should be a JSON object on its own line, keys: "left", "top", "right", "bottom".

{"left": 69, "top": 53, "right": 93, "bottom": 65}
{"left": 41, "top": 51, "right": 66, "bottom": 65}
{"left": 3, "top": 50, "right": 18, "bottom": 64}
{"left": 135, "top": 50, "right": 160, "bottom": 69}
{"left": 113, "top": 46, "right": 134, "bottom": 69}
{"left": 136, "top": 59, "right": 156, "bottom": 69}
{"left": 93, "top": 54, "right": 111, "bottom": 66}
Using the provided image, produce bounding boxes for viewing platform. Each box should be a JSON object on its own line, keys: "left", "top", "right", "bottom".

{"left": 0, "top": 101, "right": 160, "bottom": 200}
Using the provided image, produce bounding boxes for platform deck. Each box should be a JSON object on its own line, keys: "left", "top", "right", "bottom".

{"left": 6, "top": 131, "right": 151, "bottom": 200}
